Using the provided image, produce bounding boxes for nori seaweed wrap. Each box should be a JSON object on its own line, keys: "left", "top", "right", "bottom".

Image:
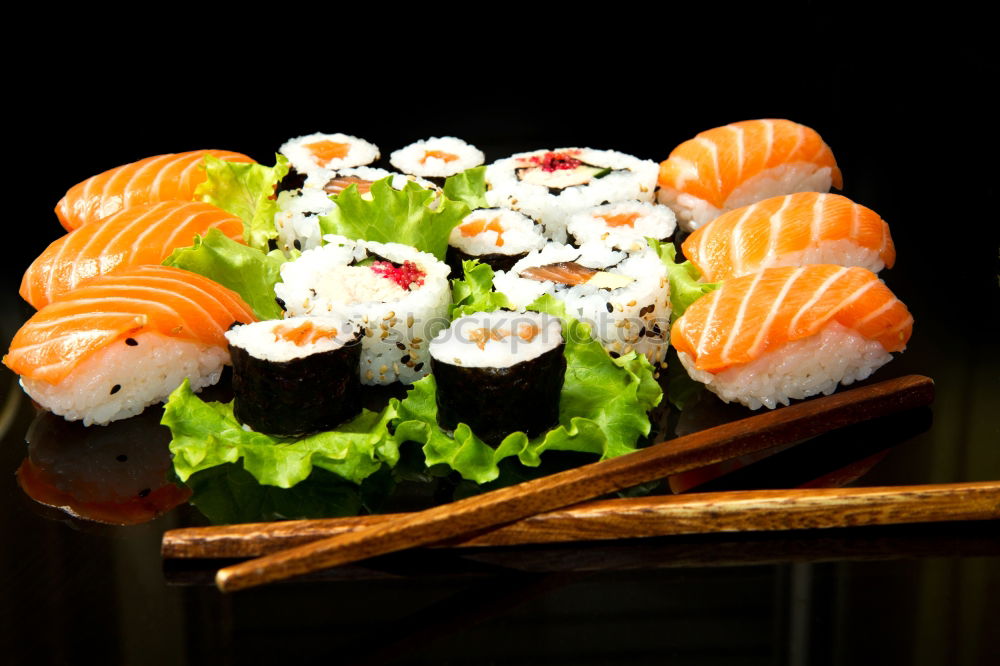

{"left": 226, "top": 316, "right": 362, "bottom": 437}
{"left": 429, "top": 311, "right": 565, "bottom": 446}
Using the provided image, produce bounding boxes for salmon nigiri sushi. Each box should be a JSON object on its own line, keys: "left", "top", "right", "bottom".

{"left": 657, "top": 119, "right": 842, "bottom": 232}
{"left": 4, "top": 265, "right": 257, "bottom": 425}
{"left": 681, "top": 193, "right": 895, "bottom": 282}
{"left": 55, "top": 148, "right": 255, "bottom": 231}
{"left": 21, "top": 201, "right": 246, "bottom": 310}
{"left": 671, "top": 265, "right": 912, "bottom": 410}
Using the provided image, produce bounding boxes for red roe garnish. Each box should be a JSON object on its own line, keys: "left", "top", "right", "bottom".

{"left": 370, "top": 260, "right": 426, "bottom": 290}
{"left": 524, "top": 151, "right": 582, "bottom": 172}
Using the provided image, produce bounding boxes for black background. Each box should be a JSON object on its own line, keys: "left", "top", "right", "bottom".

{"left": 4, "top": 25, "right": 999, "bottom": 666}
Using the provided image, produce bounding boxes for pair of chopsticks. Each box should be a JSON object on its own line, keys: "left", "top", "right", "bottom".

{"left": 165, "top": 375, "right": 956, "bottom": 592}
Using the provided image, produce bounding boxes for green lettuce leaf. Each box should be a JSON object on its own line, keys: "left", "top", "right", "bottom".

{"left": 647, "top": 237, "right": 720, "bottom": 321}
{"left": 164, "top": 379, "right": 401, "bottom": 489}
{"left": 162, "top": 228, "right": 286, "bottom": 321}
{"left": 449, "top": 259, "right": 514, "bottom": 318}
{"left": 195, "top": 154, "right": 290, "bottom": 252}
{"left": 318, "top": 178, "right": 469, "bottom": 260}
{"left": 391, "top": 278, "right": 662, "bottom": 484}
{"left": 442, "top": 166, "right": 489, "bottom": 209}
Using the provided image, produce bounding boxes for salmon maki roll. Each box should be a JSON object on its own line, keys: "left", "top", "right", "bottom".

{"left": 21, "top": 201, "right": 246, "bottom": 310}
{"left": 4, "top": 265, "right": 257, "bottom": 425}
{"left": 657, "top": 119, "right": 842, "bottom": 232}
{"left": 55, "top": 149, "right": 255, "bottom": 231}
{"left": 681, "top": 193, "right": 895, "bottom": 282}
{"left": 671, "top": 265, "right": 912, "bottom": 409}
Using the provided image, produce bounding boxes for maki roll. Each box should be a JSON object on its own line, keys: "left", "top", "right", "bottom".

{"left": 279, "top": 132, "right": 380, "bottom": 180}
{"left": 485, "top": 148, "right": 659, "bottom": 243}
{"left": 275, "top": 236, "right": 451, "bottom": 385}
{"left": 225, "top": 316, "right": 362, "bottom": 437}
{"left": 446, "top": 208, "right": 547, "bottom": 275}
{"left": 566, "top": 200, "right": 677, "bottom": 253}
{"left": 273, "top": 168, "right": 439, "bottom": 255}
{"left": 389, "top": 136, "right": 485, "bottom": 185}
{"left": 492, "top": 243, "right": 671, "bottom": 365}
{"left": 429, "top": 310, "right": 565, "bottom": 446}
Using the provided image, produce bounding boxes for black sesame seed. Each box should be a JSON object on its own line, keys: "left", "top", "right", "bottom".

{"left": 125, "top": 338, "right": 138, "bottom": 346}
{"left": 413, "top": 362, "right": 424, "bottom": 373}
{"left": 609, "top": 351, "right": 620, "bottom": 359}
{"left": 110, "top": 384, "right": 121, "bottom": 394}
{"left": 400, "top": 355, "right": 411, "bottom": 364}
{"left": 138, "top": 488, "right": 151, "bottom": 498}
{"left": 396, "top": 342, "right": 406, "bottom": 351}
{"left": 275, "top": 297, "right": 286, "bottom": 309}
{"left": 606, "top": 302, "right": 614, "bottom": 313}
{"left": 293, "top": 239, "right": 302, "bottom": 251}
{"left": 116, "top": 454, "right": 128, "bottom": 462}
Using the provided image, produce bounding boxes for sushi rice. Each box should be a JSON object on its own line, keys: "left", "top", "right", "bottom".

{"left": 492, "top": 242, "right": 671, "bottom": 364}
{"left": 485, "top": 147, "right": 659, "bottom": 243}
{"left": 275, "top": 236, "right": 451, "bottom": 385}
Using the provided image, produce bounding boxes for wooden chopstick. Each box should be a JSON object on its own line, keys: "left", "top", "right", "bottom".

{"left": 212, "top": 374, "right": 935, "bottom": 592}
{"left": 165, "top": 480, "right": 999, "bottom": 559}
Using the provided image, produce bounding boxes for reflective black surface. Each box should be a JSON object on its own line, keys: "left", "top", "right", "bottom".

{"left": 3, "top": 40, "right": 997, "bottom": 666}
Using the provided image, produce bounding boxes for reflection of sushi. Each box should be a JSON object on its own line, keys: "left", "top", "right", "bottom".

{"left": 21, "top": 201, "right": 246, "bottom": 310}
{"left": 681, "top": 192, "right": 895, "bottom": 282}
{"left": 429, "top": 310, "right": 565, "bottom": 446}
{"left": 671, "top": 265, "right": 912, "bottom": 409}
{"left": 657, "top": 119, "right": 842, "bottom": 232}
{"left": 55, "top": 149, "right": 255, "bottom": 231}
{"left": 4, "top": 265, "right": 256, "bottom": 425}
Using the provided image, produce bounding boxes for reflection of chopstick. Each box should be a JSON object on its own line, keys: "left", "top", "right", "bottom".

{"left": 210, "top": 374, "right": 936, "bottom": 592}
{"left": 165, "top": 480, "right": 1000, "bottom": 559}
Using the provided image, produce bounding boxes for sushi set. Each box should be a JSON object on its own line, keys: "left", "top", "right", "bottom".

{"left": 3, "top": 119, "right": 945, "bottom": 558}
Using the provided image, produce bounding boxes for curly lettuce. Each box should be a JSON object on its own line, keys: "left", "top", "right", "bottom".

{"left": 318, "top": 178, "right": 469, "bottom": 260}
{"left": 195, "top": 154, "right": 289, "bottom": 252}
{"left": 164, "top": 380, "right": 401, "bottom": 489}
{"left": 389, "top": 265, "right": 662, "bottom": 484}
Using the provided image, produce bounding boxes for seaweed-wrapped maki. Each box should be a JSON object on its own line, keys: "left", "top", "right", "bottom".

{"left": 389, "top": 136, "right": 485, "bottom": 185}
{"left": 429, "top": 310, "right": 565, "bottom": 446}
{"left": 275, "top": 236, "right": 451, "bottom": 385}
{"left": 485, "top": 148, "right": 659, "bottom": 243}
{"left": 225, "top": 315, "right": 362, "bottom": 437}
{"left": 492, "top": 243, "right": 671, "bottom": 365}
{"left": 446, "top": 207, "right": 547, "bottom": 275}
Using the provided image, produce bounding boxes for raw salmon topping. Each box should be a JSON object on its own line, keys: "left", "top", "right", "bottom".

{"left": 598, "top": 212, "right": 641, "bottom": 228}
{"left": 459, "top": 216, "right": 506, "bottom": 247}
{"left": 304, "top": 140, "right": 351, "bottom": 165}
{"left": 370, "top": 260, "right": 425, "bottom": 290}
{"left": 324, "top": 176, "right": 373, "bottom": 196}
{"left": 465, "top": 323, "right": 541, "bottom": 350}
{"left": 272, "top": 321, "right": 338, "bottom": 346}
{"left": 519, "top": 262, "right": 597, "bottom": 286}
{"left": 420, "top": 150, "right": 459, "bottom": 164}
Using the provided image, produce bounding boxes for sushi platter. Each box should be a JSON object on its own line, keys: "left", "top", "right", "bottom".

{"left": 4, "top": 121, "right": 997, "bottom": 592}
